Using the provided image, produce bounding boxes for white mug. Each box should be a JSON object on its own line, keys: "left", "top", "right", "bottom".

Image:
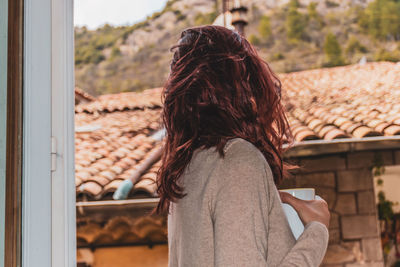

{"left": 279, "top": 188, "right": 316, "bottom": 240}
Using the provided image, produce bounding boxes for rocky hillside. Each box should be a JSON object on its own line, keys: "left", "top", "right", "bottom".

{"left": 75, "top": 0, "right": 400, "bottom": 96}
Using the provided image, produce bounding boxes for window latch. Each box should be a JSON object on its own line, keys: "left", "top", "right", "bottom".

{"left": 51, "top": 136, "right": 57, "bottom": 172}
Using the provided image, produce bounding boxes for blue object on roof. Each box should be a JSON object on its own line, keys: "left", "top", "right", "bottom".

{"left": 113, "top": 179, "right": 133, "bottom": 200}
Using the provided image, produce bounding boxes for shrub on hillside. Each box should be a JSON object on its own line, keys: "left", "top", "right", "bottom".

{"left": 323, "top": 32, "right": 345, "bottom": 66}
{"left": 75, "top": 46, "right": 105, "bottom": 65}
{"left": 110, "top": 47, "right": 121, "bottom": 59}
{"left": 173, "top": 9, "right": 187, "bottom": 21}
{"left": 345, "top": 36, "right": 367, "bottom": 54}
{"left": 307, "top": 2, "right": 324, "bottom": 29}
{"left": 285, "top": 0, "right": 307, "bottom": 42}
{"left": 325, "top": 0, "right": 339, "bottom": 8}
{"left": 359, "top": 0, "right": 400, "bottom": 40}
{"left": 374, "top": 48, "right": 400, "bottom": 62}
{"left": 258, "top": 15, "right": 272, "bottom": 39}
{"left": 194, "top": 11, "right": 217, "bottom": 25}
{"left": 271, "top": 52, "right": 285, "bottom": 61}
{"left": 248, "top": 34, "right": 261, "bottom": 45}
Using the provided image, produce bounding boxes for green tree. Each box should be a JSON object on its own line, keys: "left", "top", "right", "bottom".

{"left": 258, "top": 15, "right": 272, "bottom": 39}
{"left": 307, "top": 2, "right": 323, "bottom": 28}
{"left": 374, "top": 48, "right": 400, "bottom": 62}
{"left": 271, "top": 52, "right": 285, "bottom": 61}
{"left": 360, "top": 0, "right": 400, "bottom": 40}
{"left": 345, "top": 36, "right": 367, "bottom": 54}
{"left": 357, "top": 7, "right": 369, "bottom": 31}
{"left": 285, "top": 0, "right": 307, "bottom": 42}
{"left": 325, "top": 0, "right": 339, "bottom": 8}
{"left": 194, "top": 11, "right": 218, "bottom": 25}
{"left": 289, "top": 0, "right": 300, "bottom": 8}
{"left": 248, "top": 34, "right": 261, "bottom": 45}
{"left": 380, "top": 0, "right": 400, "bottom": 39}
{"left": 323, "top": 33, "right": 345, "bottom": 66}
{"left": 307, "top": 2, "right": 318, "bottom": 19}
{"left": 366, "top": 0, "right": 382, "bottom": 38}
{"left": 110, "top": 47, "right": 121, "bottom": 59}
{"left": 75, "top": 46, "right": 105, "bottom": 65}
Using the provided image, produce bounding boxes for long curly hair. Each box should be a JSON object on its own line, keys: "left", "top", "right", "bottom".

{"left": 155, "top": 25, "right": 293, "bottom": 214}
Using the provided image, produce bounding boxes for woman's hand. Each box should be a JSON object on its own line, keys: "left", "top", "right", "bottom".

{"left": 279, "top": 191, "right": 330, "bottom": 229}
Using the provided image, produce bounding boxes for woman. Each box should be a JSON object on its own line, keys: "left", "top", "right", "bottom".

{"left": 155, "top": 25, "right": 330, "bottom": 266}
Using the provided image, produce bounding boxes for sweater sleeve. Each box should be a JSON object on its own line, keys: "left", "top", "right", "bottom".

{"left": 278, "top": 221, "right": 329, "bottom": 267}
{"left": 211, "top": 139, "right": 271, "bottom": 267}
{"left": 211, "top": 139, "right": 328, "bottom": 267}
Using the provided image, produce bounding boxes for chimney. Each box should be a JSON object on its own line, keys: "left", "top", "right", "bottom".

{"left": 229, "top": 0, "right": 248, "bottom": 36}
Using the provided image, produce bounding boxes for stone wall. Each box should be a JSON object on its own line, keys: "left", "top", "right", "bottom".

{"left": 280, "top": 149, "right": 399, "bottom": 267}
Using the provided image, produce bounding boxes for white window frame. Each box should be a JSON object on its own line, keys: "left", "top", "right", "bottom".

{"left": 23, "top": 0, "right": 75, "bottom": 266}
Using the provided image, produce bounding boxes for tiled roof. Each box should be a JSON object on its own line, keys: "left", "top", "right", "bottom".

{"left": 75, "top": 62, "right": 400, "bottom": 200}
{"left": 77, "top": 215, "right": 167, "bottom": 247}
{"left": 75, "top": 87, "right": 96, "bottom": 104}
{"left": 75, "top": 88, "right": 163, "bottom": 201}
{"left": 75, "top": 87, "right": 162, "bottom": 114}
{"left": 282, "top": 62, "right": 400, "bottom": 141}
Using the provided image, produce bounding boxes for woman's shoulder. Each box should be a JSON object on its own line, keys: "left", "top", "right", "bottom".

{"left": 192, "top": 137, "right": 272, "bottom": 177}
{"left": 211, "top": 138, "right": 274, "bottom": 209}
{"left": 222, "top": 137, "right": 274, "bottom": 177}
{"left": 223, "top": 137, "right": 262, "bottom": 157}
{"left": 221, "top": 138, "right": 269, "bottom": 169}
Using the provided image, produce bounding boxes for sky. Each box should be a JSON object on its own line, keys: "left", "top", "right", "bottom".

{"left": 74, "top": 0, "right": 168, "bottom": 29}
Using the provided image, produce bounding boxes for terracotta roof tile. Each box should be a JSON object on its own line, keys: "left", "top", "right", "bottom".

{"left": 345, "top": 123, "right": 363, "bottom": 134}
{"left": 141, "top": 172, "right": 157, "bottom": 182}
{"left": 294, "top": 130, "right": 319, "bottom": 142}
{"left": 392, "top": 118, "right": 400, "bottom": 124}
{"left": 134, "top": 179, "right": 157, "bottom": 196}
{"left": 384, "top": 124, "right": 400, "bottom": 135}
{"left": 76, "top": 171, "right": 91, "bottom": 181}
{"left": 86, "top": 176, "right": 110, "bottom": 187}
{"left": 103, "top": 179, "right": 123, "bottom": 194}
{"left": 75, "top": 177, "right": 83, "bottom": 187}
{"left": 367, "top": 119, "right": 384, "bottom": 128}
{"left": 77, "top": 181, "right": 103, "bottom": 198}
{"left": 75, "top": 87, "right": 95, "bottom": 104}
{"left": 375, "top": 122, "right": 391, "bottom": 132}
{"left": 318, "top": 125, "right": 336, "bottom": 138}
{"left": 109, "top": 165, "right": 124, "bottom": 175}
{"left": 292, "top": 125, "right": 312, "bottom": 137}
{"left": 98, "top": 170, "right": 116, "bottom": 181}
{"left": 333, "top": 117, "right": 350, "bottom": 127}
{"left": 352, "top": 126, "right": 381, "bottom": 138}
{"left": 337, "top": 121, "right": 354, "bottom": 132}
{"left": 75, "top": 62, "right": 400, "bottom": 200}
{"left": 324, "top": 129, "right": 349, "bottom": 140}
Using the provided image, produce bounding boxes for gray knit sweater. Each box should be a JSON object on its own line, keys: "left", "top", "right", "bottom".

{"left": 167, "top": 138, "right": 329, "bottom": 267}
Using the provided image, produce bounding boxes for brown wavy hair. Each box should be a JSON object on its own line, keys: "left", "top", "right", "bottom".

{"left": 155, "top": 25, "right": 293, "bottom": 214}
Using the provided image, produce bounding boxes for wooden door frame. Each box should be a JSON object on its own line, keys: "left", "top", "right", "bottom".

{"left": 5, "top": 0, "right": 24, "bottom": 266}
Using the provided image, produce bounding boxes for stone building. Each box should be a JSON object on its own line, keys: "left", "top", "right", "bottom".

{"left": 75, "top": 62, "right": 400, "bottom": 267}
